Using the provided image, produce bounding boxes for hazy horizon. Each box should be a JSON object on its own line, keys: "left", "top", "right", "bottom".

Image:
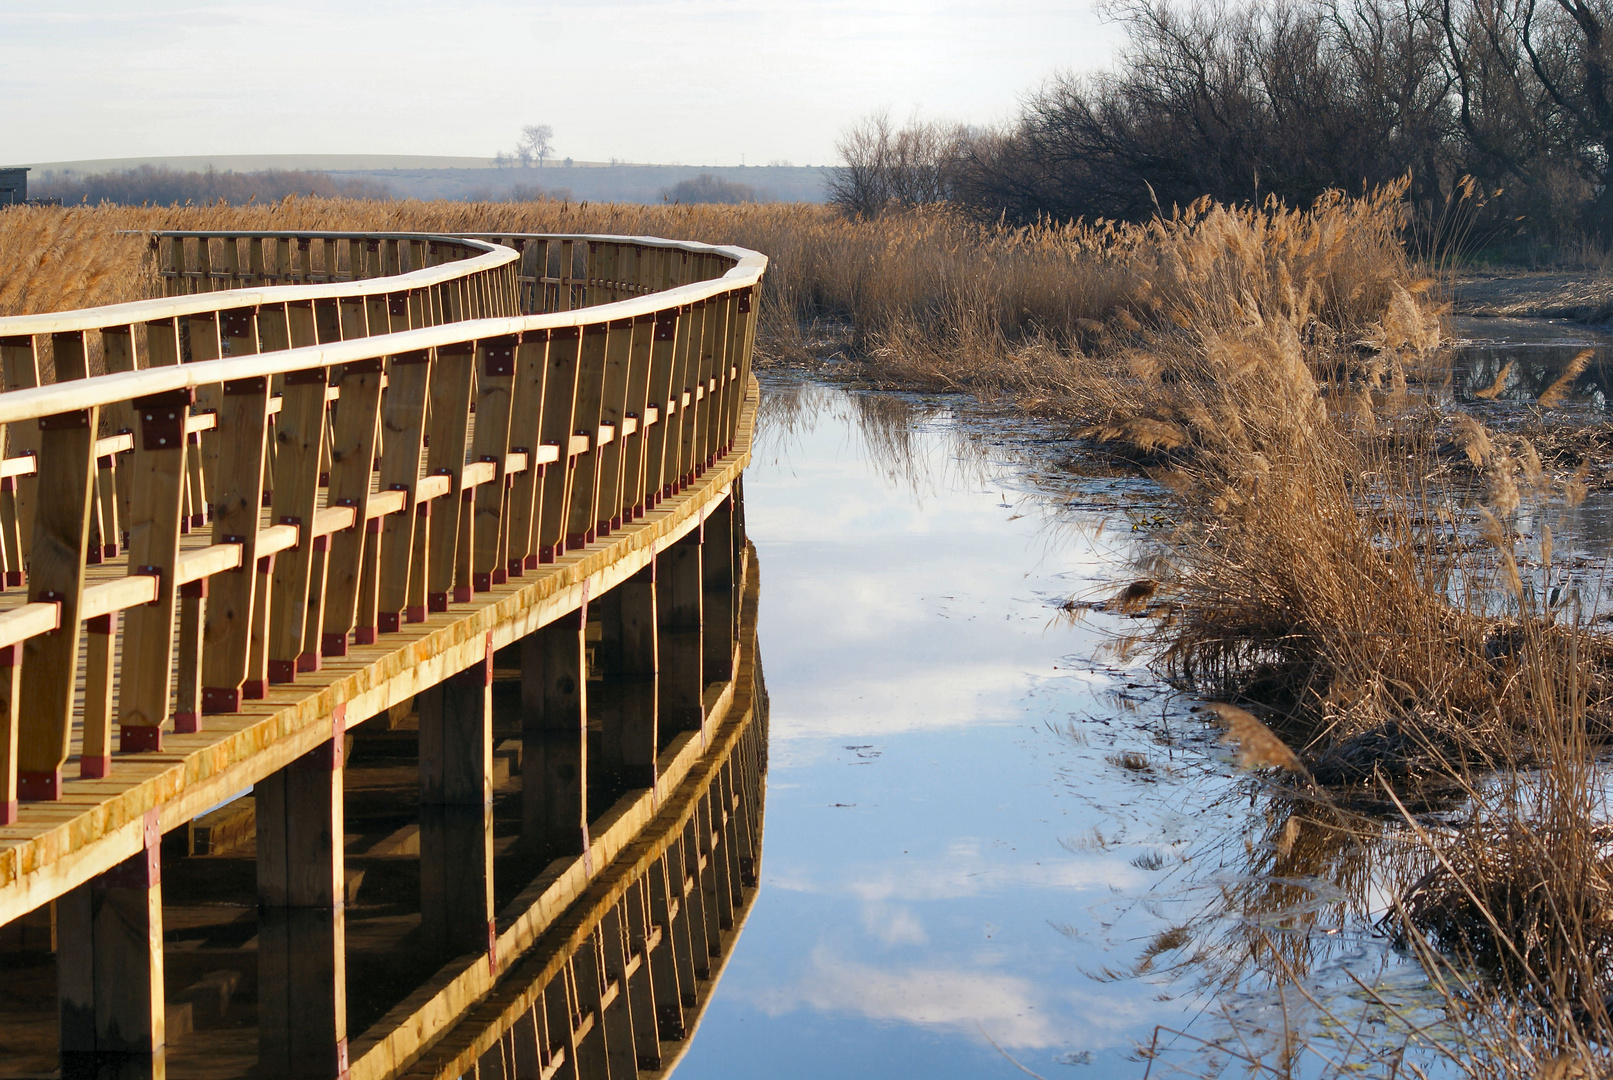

{"left": 1, "top": 1, "right": 1123, "bottom": 169}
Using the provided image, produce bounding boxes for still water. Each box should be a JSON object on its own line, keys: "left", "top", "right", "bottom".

{"left": 675, "top": 382, "right": 1442, "bottom": 1079}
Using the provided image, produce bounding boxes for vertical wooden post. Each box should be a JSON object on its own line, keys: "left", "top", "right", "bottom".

{"left": 2, "top": 334, "right": 41, "bottom": 578}
{"left": 265, "top": 302, "right": 327, "bottom": 684}
{"left": 469, "top": 336, "right": 517, "bottom": 594}
{"left": 376, "top": 350, "right": 431, "bottom": 633}
{"left": 592, "top": 320, "right": 635, "bottom": 539}
{"left": 657, "top": 530, "right": 704, "bottom": 741}
{"left": 257, "top": 728, "right": 348, "bottom": 1079}
{"left": 504, "top": 332, "right": 551, "bottom": 576}
{"left": 80, "top": 614, "right": 115, "bottom": 779}
{"left": 17, "top": 402, "right": 98, "bottom": 798}
{"left": 645, "top": 854, "right": 688, "bottom": 1036}
{"left": 423, "top": 343, "right": 476, "bottom": 612}
{"left": 671, "top": 302, "right": 705, "bottom": 494}
{"left": 619, "top": 881, "right": 663, "bottom": 1068}
{"left": 619, "top": 314, "right": 656, "bottom": 522}
{"left": 534, "top": 329, "right": 581, "bottom": 563}
{"left": 172, "top": 581, "right": 205, "bottom": 734}
{"left": 642, "top": 310, "right": 681, "bottom": 510}
{"left": 117, "top": 319, "right": 188, "bottom": 752}
{"left": 318, "top": 357, "right": 385, "bottom": 659}
{"left": 520, "top": 608, "right": 588, "bottom": 863}
{"left": 565, "top": 324, "right": 611, "bottom": 551}
{"left": 418, "top": 641, "right": 495, "bottom": 967}
{"left": 0, "top": 641, "right": 20, "bottom": 823}
{"left": 594, "top": 565, "right": 658, "bottom": 795}
{"left": 58, "top": 812, "right": 164, "bottom": 1080}
{"left": 200, "top": 311, "right": 271, "bottom": 715}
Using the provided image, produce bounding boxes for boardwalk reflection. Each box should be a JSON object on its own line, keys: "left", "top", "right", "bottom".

{"left": 0, "top": 532, "right": 767, "bottom": 1080}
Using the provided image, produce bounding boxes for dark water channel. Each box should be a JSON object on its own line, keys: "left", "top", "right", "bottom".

{"left": 672, "top": 380, "right": 1457, "bottom": 1079}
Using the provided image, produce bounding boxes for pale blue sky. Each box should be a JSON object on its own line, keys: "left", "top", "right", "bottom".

{"left": 0, "top": 1, "right": 1123, "bottom": 167}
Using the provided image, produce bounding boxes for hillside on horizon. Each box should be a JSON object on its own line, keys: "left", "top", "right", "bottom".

{"left": 17, "top": 155, "right": 832, "bottom": 205}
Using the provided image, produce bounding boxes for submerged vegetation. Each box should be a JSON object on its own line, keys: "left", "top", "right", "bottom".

{"left": 6, "top": 187, "right": 1613, "bottom": 1069}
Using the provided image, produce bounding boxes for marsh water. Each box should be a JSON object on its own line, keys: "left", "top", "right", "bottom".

{"left": 667, "top": 379, "right": 1452, "bottom": 1079}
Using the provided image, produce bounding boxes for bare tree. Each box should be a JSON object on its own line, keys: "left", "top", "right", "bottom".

{"left": 827, "top": 110, "right": 971, "bottom": 217}
{"left": 519, "top": 124, "right": 555, "bottom": 168}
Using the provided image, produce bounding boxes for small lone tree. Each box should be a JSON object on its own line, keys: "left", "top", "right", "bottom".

{"left": 519, "top": 125, "right": 554, "bottom": 168}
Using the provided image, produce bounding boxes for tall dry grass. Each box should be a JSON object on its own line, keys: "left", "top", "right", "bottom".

{"left": 8, "top": 190, "right": 1613, "bottom": 1061}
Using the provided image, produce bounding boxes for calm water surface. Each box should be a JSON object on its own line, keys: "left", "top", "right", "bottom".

{"left": 675, "top": 382, "right": 1445, "bottom": 1079}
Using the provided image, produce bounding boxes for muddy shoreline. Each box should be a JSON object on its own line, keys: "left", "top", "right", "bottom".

{"left": 1454, "top": 269, "right": 1613, "bottom": 322}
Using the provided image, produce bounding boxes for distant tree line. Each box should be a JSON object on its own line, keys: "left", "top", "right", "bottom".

{"left": 831, "top": 0, "right": 1613, "bottom": 246}
{"left": 32, "top": 166, "right": 391, "bottom": 206}
{"left": 660, "top": 174, "right": 759, "bottom": 204}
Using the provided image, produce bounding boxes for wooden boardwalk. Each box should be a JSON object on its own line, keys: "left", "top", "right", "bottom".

{"left": 0, "top": 230, "right": 768, "bottom": 1079}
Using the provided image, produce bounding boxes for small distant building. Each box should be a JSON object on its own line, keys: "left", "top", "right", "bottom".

{"left": 0, "top": 168, "right": 28, "bottom": 205}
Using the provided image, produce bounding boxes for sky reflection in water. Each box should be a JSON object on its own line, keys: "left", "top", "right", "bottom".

{"left": 673, "top": 382, "right": 1442, "bottom": 1079}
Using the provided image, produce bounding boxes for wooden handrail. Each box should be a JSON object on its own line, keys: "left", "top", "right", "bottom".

{"left": 0, "top": 227, "right": 765, "bottom": 837}
{"left": 0, "top": 236, "right": 515, "bottom": 338}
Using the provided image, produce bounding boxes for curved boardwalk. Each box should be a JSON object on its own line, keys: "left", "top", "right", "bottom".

{"left": 0, "top": 230, "right": 768, "bottom": 1079}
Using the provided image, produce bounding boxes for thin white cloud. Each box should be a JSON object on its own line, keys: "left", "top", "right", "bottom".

{"left": 760, "top": 947, "right": 1064, "bottom": 1049}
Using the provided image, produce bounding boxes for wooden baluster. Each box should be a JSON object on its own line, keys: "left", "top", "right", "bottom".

{"left": 621, "top": 879, "right": 662, "bottom": 1068}
{"left": 187, "top": 310, "right": 223, "bottom": 529}
{"left": 564, "top": 324, "right": 611, "bottom": 551}
{"left": 221, "top": 235, "right": 241, "bottom": 290}
{"left": 593, "top": 319, "right": 635, "bottom": 539}
{"left": 468, "top": 336, "right": 517, "bottom": 595}
{"left": 423, "top": 342, "right": 475, "bottom": 611}
{"left": 677, "top": 820, "right": 712, "bottom": 978}
{"left": 173, "top": 578, "right": 206, "bottom": 733}
{"left": 571, "top": 930, "right": 614, "bottom": 1075}
{"left": 703, "top": 293, "right": 737, "bottom": 467}
{"left": 534, "top": 328, "right": 581, "bottom": 563}
{"left": 317, "top": 356, "right": 384, "bottom": 661}
{"left": 195, "top": 235, "right": 214, "bottom": 293}
{"left": 248, "top": 237, "right": 266, "bottom": 286}
{"left": 16, "top": 402, "right": 98, "bottom": 799}
{"left": 645, "top": 853, "right": 687, "bottom": 1038}
{"left": 116, "top": 320, "right": 187, "bottom": 757}
{"left": 542, "top": 974, "right": 580, "bottom": 1080}
{"left": 724, "top": 288, "right": 758, "bottom": 455}
{"left": 3, "top": 334, "right": 41, "bottom": 578}
{"left": 643, "top": 310, "right": 681, "bottom": 509}
{"left": 521, "top": 608, "right": 588, "bottom": 863}
{"left": 199, "top": 347, "right": 272, "bottom": 719}
{"left": 719, "top": 760, "right": 746, "bottom": 907}
{"left": 101, "top": 325, "right": 139, "bottom": 557}
{"left": 562, "top": 240, "right": 578, "bottom": 311}
{"left": 503, "top": 331, "right": 550, "bottom": 577}
{"left": 0, "top": 634, "right": 21, "bottom": 822}
{"left": 53, "top": 331, "right": 112, "bottom": 565}
{"left": 265, "top": 302, "right": 328, "bottom": 684}
{"left": 266, "top": 364, "right": 329, "bottom": 683}
{"left": 376, "top": 350, "right": 430, "bottom": 632}
{"left": 585, "top": 241, "right": 605, "bottom": 308}
{"left": 671, "top": 301, "right": 705, "bottom": 493}
{"left": 620, "top": 312, "right": 656, "bottom": 522}
{"left": 79, "top": 610, "right": 116, "bottom": 780}
{"left": 694, "top": 295, "right": 727, "bottom": 475}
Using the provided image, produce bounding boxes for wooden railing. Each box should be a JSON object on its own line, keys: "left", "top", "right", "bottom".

{"left": 0, "top": 231, "right": 765, "bottom": 824}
